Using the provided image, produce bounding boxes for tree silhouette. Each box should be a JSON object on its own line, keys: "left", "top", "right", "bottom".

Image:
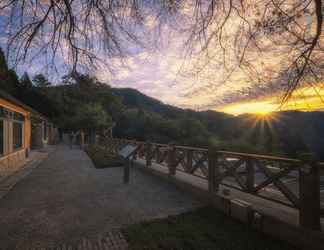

{"left": 0, "top": 0, "right": 322, "bottom": 99}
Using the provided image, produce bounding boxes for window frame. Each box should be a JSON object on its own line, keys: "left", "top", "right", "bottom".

{"left": 0, "top": 106, "right": 26, "bottom": 155}
{"left": 12, "top": 120, "right": 24, "bottom": 151}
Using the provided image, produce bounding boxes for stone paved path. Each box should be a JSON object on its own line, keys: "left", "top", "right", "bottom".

{"left": 0, "top": 145, "right": 202, "bottom": 249}
{"left": 35, "top": 230, "right": 128, "bottom": 250}
{"left": 0, "top": 150, "right": 50, "bottom": 201}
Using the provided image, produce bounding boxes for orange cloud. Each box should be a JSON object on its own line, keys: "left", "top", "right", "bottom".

{"left": 218, "top": 85, "right": 324, "bottom": 115}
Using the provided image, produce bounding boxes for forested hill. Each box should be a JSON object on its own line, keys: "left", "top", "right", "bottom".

{"left": 112, "top": 88, "right": 185, "bottom": 119}
{"left": 112, "top": 87, "right": 232, "bottom": 124}
{"left": 0, "top": 46, "right": 323, "bottom": 159}
{"left": 112, "top": 87, "right": 324, "bottom": 160}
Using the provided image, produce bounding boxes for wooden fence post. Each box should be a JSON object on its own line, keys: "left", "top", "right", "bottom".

{"left": 80, "top": 130, "right": 85, "bottom": 149}
{"left": 168, "top": 143, "right": 176, "bottom": 176}
{"left": 138, "top": 143, "right": 145, "bottom": 158}
{"left": 186, "top": 150, "right": 193, "bottom": 172}
{"left": 156, "top": 146, "right": 161, "bottom": 163}
{"left": 246, "top": 158, "right": 255, "bottom": 192}
{"left": 208, "top": 148, "right": 219, "bottom": 193}
{"left": 299, "top": 159, "right": 321, "bottom": 230}
{"left": 145, "top": 142, "right": 152, "bottom": 167}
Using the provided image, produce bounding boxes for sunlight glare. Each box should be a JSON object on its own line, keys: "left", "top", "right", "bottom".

{"left": 219, "top": 101, "right": 276, "bottom": 116}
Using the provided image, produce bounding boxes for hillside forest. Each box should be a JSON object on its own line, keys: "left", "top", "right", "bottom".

{"left": 1, "top": 48, "right": 323, "bottom": 160}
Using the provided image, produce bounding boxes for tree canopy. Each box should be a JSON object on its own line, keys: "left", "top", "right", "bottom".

{"left": 0, "top": 45, "right": 323, "bottom": 159}
{"left": 0, "top": 0, "right": 322, "bottom": 98}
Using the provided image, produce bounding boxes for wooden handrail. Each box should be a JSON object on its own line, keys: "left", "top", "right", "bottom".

{"left": 175, "top": 145, "right": 208, "bottom": 151}
{"left": 105, "top": 137, "right": 323, "bottom": 230}
{"left": 109, "top": 137, "right": 323, "bottom": 166}
{"left": 216, "top": 150, "right": 301, "bottom": 163}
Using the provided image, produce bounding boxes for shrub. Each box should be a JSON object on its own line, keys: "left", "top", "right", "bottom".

{"left": 85, "top": 145, "right": 124, "bottom": 168}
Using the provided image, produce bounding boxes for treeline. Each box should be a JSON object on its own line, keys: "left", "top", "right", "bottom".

{"left": 113, "top": 89, "right": 324, "bottom": 159}
{"left": 1, "top": 48, "right": 323, "bottom": 160}
{"left": 0, "top": 48, "right": 120, "bottom": 131}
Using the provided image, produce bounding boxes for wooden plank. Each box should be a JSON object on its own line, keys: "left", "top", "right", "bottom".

{"left": 157, "top": 150, "right": 167, "bottom": 164}
{"left": 218, "top": 150, "right": 301, "bottom": 163}
{"left": 299, "top": 162, "right": 321, "bottom": 230}
{"left": 110, "top": 139, "right": 323, "bottom": 166}
{"left": 145, "top": 143, "right": 152, "bottom": 167}
{"left": 231, "top": 169, "right": 247, "bottom": 190}
{"left": 190, "top": 153, "right": 207, "bottom": 174}
{"left": 255, "top": 159, "right": 300, "bottom": 208}
{"left": 168, "top": 145, "right": 176, "bottom": 175}
{"left": 218, "top": 159, "right": 244, "bottom": 180}
{"left": 246, "top": 159, "right": 254, "bottom": 192}
{"left": 174, "top": 152, "right": 185, "bottom": 170}
{"left": 253, "top": 166, "right": 295, "bottom": 193}
{"left": 155, "top": 146, "right": 161, "bottom": 163}
{"left": 208, "top": 150, "right": 218, "bottom": 193}
{"left": 186, "top": 150, "right": 193, "bottom": 172}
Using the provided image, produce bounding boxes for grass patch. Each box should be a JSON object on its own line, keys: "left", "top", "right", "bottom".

{"left": 85, "top": 145, "right": 124, "bottom": 168}
{"left": 123, "top": 206, "right": 297, "bottom": 250}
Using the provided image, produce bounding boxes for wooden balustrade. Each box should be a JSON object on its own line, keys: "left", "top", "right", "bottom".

{"left": 102, "top": 137, "right": 323, "bottom": 231}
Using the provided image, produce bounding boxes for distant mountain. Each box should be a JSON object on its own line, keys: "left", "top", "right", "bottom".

{"left": 112, "top": 87, "right": 232, "bottom": 120}
{"left": 112, "top": 87, "right": 324, "bottom": 160}
{"left": 1, "top": 43, "right": 322, "bottom": 159}
{"left": 112, "top": 88, "right": 188, "bottom": 119}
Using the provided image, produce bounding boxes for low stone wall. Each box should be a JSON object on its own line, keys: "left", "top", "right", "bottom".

{"left": 0, "top": 149, "right": 27, "bottom": 180}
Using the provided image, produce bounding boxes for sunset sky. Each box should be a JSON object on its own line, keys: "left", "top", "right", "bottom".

{"left": 0, "top": 0, "right": 323, "bottom": 116}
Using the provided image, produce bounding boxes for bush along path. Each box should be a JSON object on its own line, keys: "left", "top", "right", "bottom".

{"left": 85, "top": 145, "right": 124, "bottom": 168}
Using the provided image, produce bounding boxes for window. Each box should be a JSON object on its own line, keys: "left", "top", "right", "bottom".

{"left": 0, "top": 120, "right": 3, "bottom": 155}
{"left": 13, "top": 122, "right": 23, "bottom": 150}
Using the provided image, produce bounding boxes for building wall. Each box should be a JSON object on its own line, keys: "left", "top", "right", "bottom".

{"left": 0, "top": 149, "right": 27, "bottom": 179}
{"left": 0, "top": 98, "right": 31, "bottom": 179}
{"left": 0, "top": 97, "right": 31, "bottom": 151}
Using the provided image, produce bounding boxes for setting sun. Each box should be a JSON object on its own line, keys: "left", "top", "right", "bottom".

{"left": 218, "top": 100, "right": 276, "bottom": 116}
{"left": 218, "top": 85, "right": 324, "bottom": 115}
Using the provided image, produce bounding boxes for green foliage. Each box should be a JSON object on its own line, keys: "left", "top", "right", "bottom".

{"left": 62, "top": 103, "right": 112, "bottom": 129}
{"left": 45, "top": 73, "right": 117, "bottom": 130}
{"left": 0, "top": 47, "right": 322, "bottom": 159}
{"left": 19, "top": 72, "right": 33, "bottom": 89}
{"left": 33, "top": 74, "right": 51, "bottom": 87}
{"left": 124, "top": 206, "right": 296, "bottom": 250}
{"left": 113, "top": 89, "right": 324, "bottom": 159}
{"left": 0, "top": 48, "right": 8, "bottom": 73}
{"left": 0, "top": 48, "right": 20, "bottom": 95}
{"left": 85, "top": 145, "right": 124, "bottom": 168}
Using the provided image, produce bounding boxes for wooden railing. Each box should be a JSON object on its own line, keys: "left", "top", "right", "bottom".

{"left": 102, "top": 137, "right": 324, "bottom": 231}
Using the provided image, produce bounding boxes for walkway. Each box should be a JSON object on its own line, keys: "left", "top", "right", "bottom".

{"left": 0, "top": 145, "right": 202, "bottom": 249}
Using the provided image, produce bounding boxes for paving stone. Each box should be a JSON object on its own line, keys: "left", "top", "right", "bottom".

{"left": 0, "top": 145, "right": 201, "bottom": 249}
{"left": 0, "top": 151, "right": 50, "bottom": 200}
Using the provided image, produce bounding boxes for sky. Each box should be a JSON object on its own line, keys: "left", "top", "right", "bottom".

{"left": 0, "top": 0, "right": 323, "bottom": 116}
{"left": 90, "top": 9, "right": 324, "bottom": 116}
{"left": 93, "top": 45, "right": 324, "bottom": 115}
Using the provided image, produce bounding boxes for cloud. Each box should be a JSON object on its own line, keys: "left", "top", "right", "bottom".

{"left": 3, "top": 0, "right": 322, "bottom": 115}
